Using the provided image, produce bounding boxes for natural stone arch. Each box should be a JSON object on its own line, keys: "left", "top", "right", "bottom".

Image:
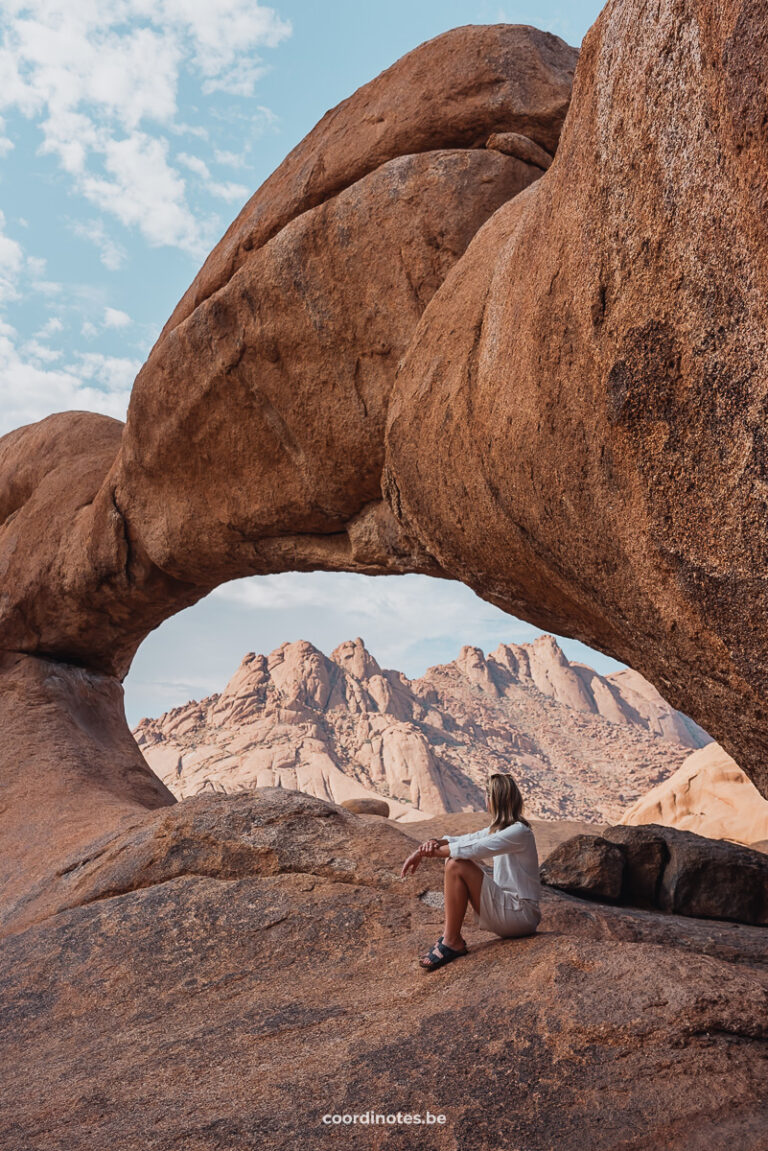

{"left": 2, "top": 7, "right": 768, "bottom": 924}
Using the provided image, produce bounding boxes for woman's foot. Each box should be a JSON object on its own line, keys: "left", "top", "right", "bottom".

{"left": 419, "top": 936, "right": 468, "bottom": 970}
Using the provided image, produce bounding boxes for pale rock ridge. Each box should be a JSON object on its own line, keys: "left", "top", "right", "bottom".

{"left": 621, "top": 743, "right": 768, "bottom": 848}
{"left": 134, "top": 635, "right": 708, "bottom": 824}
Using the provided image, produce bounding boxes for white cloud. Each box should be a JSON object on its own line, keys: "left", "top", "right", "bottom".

{"left": 73, "top": 350, "right": 141, "bottom": 392}
{"left": 208, "top": 180, "right": 249, "bottom": 202}
{"left": 22, "top": 337, "right": 61, "bottom": 363}
{"left": 71, "top": 218, "right": 127, "bottom": 270}
{"left": 25, "top": 254, "right": 61, "bottom": 295}
{"left": 177, "top": 150, "right": 211, "bottom": 179}
{"left": 212, "top": 572, "right": 536, "bottom": 673}
{"left": 36, "top": 316, "right": 64, "bottom": 337}
{"left": 213, "top": 148, "right": 246, "bottom": 168}
{"left": 0, "top": 1, "right": 291, "bottom": 254}
{"left": 103, "top": 306, "right": 130, "bottom": 328}
{"left": 79, "top": 131, "right": 206, "bottom": 254}
{"left": 0, "top": 318, "right": 134, "bottom": 435}
{"left": 0, "top": 216, "right": 23, "bottom": 302}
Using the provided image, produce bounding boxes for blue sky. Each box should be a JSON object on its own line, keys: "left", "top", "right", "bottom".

{"left": 0, "top": 0, "right": 613, "bottom": 723}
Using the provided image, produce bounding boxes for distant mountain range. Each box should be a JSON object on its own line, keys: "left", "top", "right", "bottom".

{"left": 133, "top": 634, "right": 711, "bottom": 823}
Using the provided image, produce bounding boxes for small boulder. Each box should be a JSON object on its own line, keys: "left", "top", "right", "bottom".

{"left": 540, "top": 835, "right": 625, "bottom": 901}
{"left": 545, "top": 824, "right": 768, "bottom": 927}
{"left": 341, "top": 798, "right": 390, "bottom": 818}
{"left": 486, "top": 131, "right": 553, "bottom": 169}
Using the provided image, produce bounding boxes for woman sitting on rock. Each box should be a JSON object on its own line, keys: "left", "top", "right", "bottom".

{"left": 401, "top": 773, "right": 541, "bottom": 970}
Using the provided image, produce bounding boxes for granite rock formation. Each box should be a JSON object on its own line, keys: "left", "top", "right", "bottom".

{"left": 134, "top": 635, "right": 706, "bottom": 823}
{"left": 0, "top": 24, "right": 577, "bottom": 896}
{"left": 2, "top": 5, "right": 768, "bottom": 899}
{"left": 542, "top": 824, "right": 768, "bottom": 926}
{"left": 539, "top": 835, "right": 626, "bottom": 901}
{"left": 3, "top": 9, "right": 768, "bottom": 1145}
{"left": 1, "top": 790, "right": 767, "bottom": 1150}
{"left": 385, "top": 0, "right": 768, "bottom": 801}
{"left": 621, "top": 742, "right": 768, "bottom": 847}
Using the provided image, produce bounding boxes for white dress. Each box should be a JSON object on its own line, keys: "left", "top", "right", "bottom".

{"left": 444, "top": 821, "right": 542, "bottom": 938}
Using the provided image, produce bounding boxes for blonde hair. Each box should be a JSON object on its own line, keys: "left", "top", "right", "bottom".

{"left": 486, "top": 773, "right": 530, "bottom": 832}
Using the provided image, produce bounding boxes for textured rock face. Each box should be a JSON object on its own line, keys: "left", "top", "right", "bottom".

{"left": 134, "top": 635, "right": 703, "bottom": 824}
{"left": 543, "top": 824, "right": 768, "bottom": 926}
{"left": 1, "top": 790, "right": 767, "bottom": 1151}
{"left": 118, "top": 148, "right": 539, "bottom": 585}
{"left": 0, "top": 652, "right": 175, "bottom": 920}
{"left": 0, "top": 24, "right": 576, "bottom": 680}
{"left": 539, "top": 835, "right": 625, "bottom": 900}
{"left": 621, "top": 742, "right": 768, "bottom": 847}
{"left": 161, "top": 24, "right": 577, "bottom": 336}
{"left": 341, "top": 798, "right": 390, "bottom": 817}
{"left": 2, "top": 5, "right": 768, "bottom": 888}
{"left": 385, "top": 0, "right": 768, "bottom": 800}
{"left": 0, "top": 24, "right": 577, "bottom": 902}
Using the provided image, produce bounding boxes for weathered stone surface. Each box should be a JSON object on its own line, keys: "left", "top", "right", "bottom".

{"left": 540, "top": 835, "right": 625, "bottom": 900}
{"left": 486, "top": 130, "right": 553, "bottom": 168}
{"left": 341, "top": 798, "right": 390, "bottom": 817}
{"left": 0, "top": 653, "right": 175, "bottom": 925}
{"left": 2, "top": 6, "right": 768, "bottom": 914}
{"left": 621, "top": 742, "right": 768, "bottom": 847}
{"left": 1, "top": 791, "right": 767, "bottom": 1151}
{"left": 135, "top": 634, "right": 700, "bottom": 824}
{"left": 117, "top": 148, "right": 539, "bottom": 588}
{"left": 649, "top": 825, "right": 768, "bottom": 926}
{"left": 162, "top": 24, "right": 577, "bottom": 335}
{"left": 0, "top": 25, "right": 577, "bottom": 919}
{"left": 601, "top": 824, "right": 668, "bottom": 908}
{"left": 385, "top": 0, "right": 768, "bottom": 801}
{"left": 0, "top": 412, "right": 206, "bottom": 676}
{"left": 545, "top": 824, "right": 768, "bottom": 927}
{"left": 2, "top": 788, "right": 408, "bottom": 936}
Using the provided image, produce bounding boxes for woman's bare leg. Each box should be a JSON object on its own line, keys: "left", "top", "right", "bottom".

{"left": 442, "top": 857, "right": 484, "bottom": 950}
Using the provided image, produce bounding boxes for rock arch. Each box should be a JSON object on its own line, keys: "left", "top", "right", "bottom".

{"left": 2, "top": 8, "right": 768, "bottom": 915}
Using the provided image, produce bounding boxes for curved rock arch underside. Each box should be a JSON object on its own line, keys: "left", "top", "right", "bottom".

{"left": 2, "top": 4, "right": 768, "bottom": 919}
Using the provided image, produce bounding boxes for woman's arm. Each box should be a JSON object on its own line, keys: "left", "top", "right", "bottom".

{"left": 400, "top": 837, "right": 450, "bottom": 877}
{"left": 447, "top": 822, "right": 531, "bottom": 861}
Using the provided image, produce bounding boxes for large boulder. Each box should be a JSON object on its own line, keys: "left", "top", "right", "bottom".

{"left": 116, "top": 149, "right": 538, "bottom": 587}
{"left": 621, "top": 742, "right": 768, "bottom": 847}
{"left": 162, "top": 24, "right": 577, "bottom": 335}
{"left": 542, "top": 824, "right": 768, "bottom": 926}
{"left": 341, "top": 798, "right": 391, "bottom": 817}
{"left": 385, "top": 0, "right": 768, "bottom": 800}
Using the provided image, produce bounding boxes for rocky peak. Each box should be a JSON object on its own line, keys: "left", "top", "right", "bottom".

{"left": 330, "top": 637, "right": 382, "bottom": 682}
{"left": 454, "top": 645, "right": 501, "bottom": 695}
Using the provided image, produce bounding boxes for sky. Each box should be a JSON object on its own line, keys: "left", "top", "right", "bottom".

{"left": 0, "top": 0, "right": 612, "bottom": 725}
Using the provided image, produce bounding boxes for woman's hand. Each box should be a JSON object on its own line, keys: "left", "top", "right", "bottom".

{"left": 401, "top": 839, "right": 444, "bottom": 877}
{"left": 401, "top": 849, "right": 423, "bottom": 878}
{"left": 418, "top": 839, "right": 442, "bottom": 857}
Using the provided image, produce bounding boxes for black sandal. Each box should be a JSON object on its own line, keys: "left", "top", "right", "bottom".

{"left": 419, "top": 938, "right": 468, "bottom": 970}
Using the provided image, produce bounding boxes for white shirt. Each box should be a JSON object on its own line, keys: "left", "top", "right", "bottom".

{"left": 444, "top": 821, "right": 541, "bottom": 903}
